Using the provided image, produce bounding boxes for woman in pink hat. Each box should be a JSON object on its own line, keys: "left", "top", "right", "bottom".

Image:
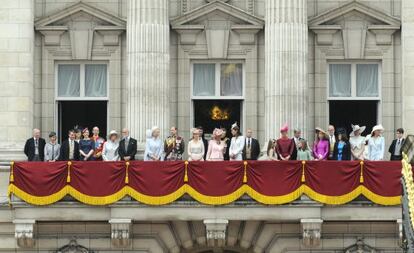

{"left": 276, "top": 123, "right": 295, "bottom": 161}
{"left": 313, "top": 128, "right": 329, "bottom": 161}
{"left": 206, "top": 128, "right": 226, "bottom": 161}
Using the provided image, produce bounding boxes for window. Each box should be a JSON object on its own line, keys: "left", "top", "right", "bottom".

{"left": 56, "top": 63, "right": 108, "bottom": 99}
{"left": 192, "top": 63, "right": 243, "bottom": 98}
{"left": 328, "top": 63, "right": 380, "bottom": 99}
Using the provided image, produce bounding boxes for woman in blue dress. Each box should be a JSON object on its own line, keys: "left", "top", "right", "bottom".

{"left": 333, "top": 128, "right": 351, "bottom": 161}
{"left": 144, "top": 126, "right": 164, "bottom": 161}
{"left": 79, "top": 128, "right": 95, "bottom": 161}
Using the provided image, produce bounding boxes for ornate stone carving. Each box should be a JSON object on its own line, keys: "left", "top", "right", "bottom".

{"left": 109, "top": 219, "right": 132, "bottom": 248}
{"left": 55, "top": 239, "right": 93, "bottom": 253}
{"left": 206, "top": 0, "right": 229, "bottom": 2}
{"left": 13, "top": 219, "right": 36, "bottom": 248}
{"left": 301, "top": 219, "right": 323, "bottom": 247}
{"left": 203, "top": 219, "right": 228, "bottom": 247}
{"left": 344, "top": 238, "right": 377, "bottom": 253}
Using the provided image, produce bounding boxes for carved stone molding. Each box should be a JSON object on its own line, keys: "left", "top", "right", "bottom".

{"left": 203, "top": 219, "right": 229, "bottom": 247}
{"left": 368, "top": 25, "right": 399, "bottom": 46}
{"left": 37, "top": 27, "right": 68, "bottom": 46}
{"left": 344, "top": 238, "right": 377, "bottom": 253}
{"left": 310, "top": 25, "right": 342, "bottom": 46}
{"left": 109, "top": 219, "right": 132, "bottom": 248}
{"left": 301, "top": 219, "right": 323, "bottom": 247}
{"left": 13, "top": 219, "right": 36, "bottom": 248}
{"left": 55, "top": 239, "right": 93, "bottom": 253}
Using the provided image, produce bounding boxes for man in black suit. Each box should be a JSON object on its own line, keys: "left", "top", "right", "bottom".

{"left": 291, "top": 128, "right": 302, "bottom": 160}
{"left": 24, "top": 128, "right": 46, "bottom": 161}
{"left": 119, "top": 128, "right": 137, "bottom": 161}
{"left": 59, "top": 129, "right": 80, "bottom": 161}
{"left": 389, "top": 128, "right": 405, "bottom": 161}
{"left": 242, "top": 128, "right": 261, "bottom": 160}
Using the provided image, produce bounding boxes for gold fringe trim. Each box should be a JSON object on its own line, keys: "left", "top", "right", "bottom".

{"left": 184, "top": 161, "right": 189, "bottom": 182}
{"left": 360, "top": 160, "right": 364, "bottom": 183}
{"left": 127, "top": 186, "right": 186, "bottom": 205}
{"left": 301, "top": 161, "right": 306, "bottom": 183}
{"left": 304, "top": 185, "right": 362, "bottom": 205}
{"left": 9, "top": 161, "right": 14, "bottom": 182}
{"left": 186, "top": 185, "right": 246, "bottom": 205}
{"left": 69, "top": 186, "right": 127, "bottom": 205}
{"left": 361, "top": 187, "right": 401, "bottom": 206}
{"left": 8, "top": 184, "right": 69, "bottom": 206}
{"left": 125, "top": 162, "right": 130, "bottom": 184}
{"left": 243, "top": 161, "right": 248, "bottom": 183}
{"left": 246, "top": 185, "right": 304, "bottom": 205}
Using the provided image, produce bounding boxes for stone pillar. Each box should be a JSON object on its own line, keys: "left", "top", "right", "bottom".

{"left": 126, "top": 0, "right": 170, "bottom": 146}
{"left": 0, "top": 1, "right": 34, "bottom": 161}
{"left": 402, "top": 0, "right": 414, "bottom": 135}
{"left": 265, "top": 0, "right": 308, "bottom": 140}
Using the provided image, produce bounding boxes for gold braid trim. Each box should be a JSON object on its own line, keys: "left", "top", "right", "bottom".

{"left": 301, "top": 161, "right": 306, "bottom": 183}
{"left": 243, "top": 161, "right": 248, "bottom": 183}
{"left": 246, "top": 185, "right": 304, "bottom": 204}
{"left": 186, "top": 185, "right": 246, "bottom": 205}
{"left": 9, "top": 161, "right": 14, "bottom": 182}
{"left": 303, "top": 185, "right": 362, "bottom": 205}
{"left": 127, "top": 186, "right": 186, "bottom": 205}
{"left": 360, "top": 160, "right": 364, "bottom": 183}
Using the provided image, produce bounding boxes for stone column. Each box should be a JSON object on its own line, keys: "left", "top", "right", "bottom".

{"left": 402, "top": 0, "right": 414, "bottom": 135}
{"left": 0, "top": 1, "right": 34, "bottom": 161}
{"left": 264, "top": 0, "right": 308, "bottom": 140}
{"left": 126, "top": 0, "right": 170, "bottom": 145}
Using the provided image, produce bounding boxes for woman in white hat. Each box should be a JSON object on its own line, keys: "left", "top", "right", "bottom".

{"left": 229, "top": 122, "right": 245, "bottom": 161}
{"left": 187, "top": 128, "right": 205, "bottom": 161}
{"left": 102, "top": 130, "right": 120, "bottom": 161}
{"left": 367, "top": 124, "right": 385, "bottom": 161}
{"left": 144, "top": 126, "right": 164, "bottom": 161}
{"left": 349, "top": 124, "right": 366, "bottom": 160}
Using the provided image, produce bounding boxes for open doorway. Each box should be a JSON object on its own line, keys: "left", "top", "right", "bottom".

{"left": 329, "top": 100, "right": 378, "bottom": 136}
{"left": 58, "top": 101, "right": 107, "bottom": 142}
{"left": 193, "top": 100, "right": 242, "bottom": 138}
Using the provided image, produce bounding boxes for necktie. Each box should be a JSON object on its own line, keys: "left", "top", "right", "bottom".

{"left": 248, "top": 139, "right": 251, "bottom": 148}
{"left": 398, "top": 139, "right": 401, "bottom": 146}
{"left": 35, "top": 139, "right": 38, "bottom": 146}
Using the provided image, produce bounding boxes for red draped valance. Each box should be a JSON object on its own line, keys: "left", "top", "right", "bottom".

{"left": 7, "top": 160, "right": 402, "bottom": 206}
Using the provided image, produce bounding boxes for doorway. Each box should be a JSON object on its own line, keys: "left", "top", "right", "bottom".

{"left": 329, "top": 100, "right": 378, "bottom": 136}
{"left": 58, "top": 101, "right": 107, "bottom": 142}
{"left": 193, "top": 100, "right": 242, "bottom": 138}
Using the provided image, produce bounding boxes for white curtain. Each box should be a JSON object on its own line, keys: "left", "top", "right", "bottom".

{"left": 220, "top": 63, "right": 243, "bottom": 96}
{"left": 58, "top": 65, "right": 80, "bottom": 97}
{"left": 193, "top": 64, "right": 215, "bottom": 96}
{"left": 329, "top": 64, "right": 351, "bottom": 97}
{"left": 357, "top": 64, "right": 379, "bottom": 97}
{"left": 85, "top": 64, "right": 107, "bottom": 97}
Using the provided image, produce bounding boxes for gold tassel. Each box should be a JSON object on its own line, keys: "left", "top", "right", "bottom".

{"left": 9, "top": 161, "right": 14, "bottom": 182}
{"left": 360, "top": 160, "right": 364, "bottom": 183}
{"left": 184, "top": 161, "right": 189, "bottom": 182}
{"left": 66, "top": 161, "right": 72, "bottom": 183}
{"left": 301, "top": 161, "right": 306, "bottom": 183}
{"left": 243, "top": 161, "right": 248, "bottom": 183}
{"left": 125, "top": 162, "right": 130, "bottom": 184}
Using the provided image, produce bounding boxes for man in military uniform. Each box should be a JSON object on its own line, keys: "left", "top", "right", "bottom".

{"left": 164, "top": 126, "right": 185, "bottom": 161}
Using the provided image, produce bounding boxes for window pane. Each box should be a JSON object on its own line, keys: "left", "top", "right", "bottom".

{"left": 193, "top": 64, "right": 215, "bottom": 96}
{"left": 357, "top": 64, "right": 379, "bottom": 97}
{"left": 85, "top": 64, "right": 107, "bottom": 97}
{"left": 329, "top": 64, "right": 351, "bottom": 97}
{"left": 58, "top": 65, "right": 80, "bottom": 97}
{"left": 220, "top": 63, "right": 243, "bottom": 96}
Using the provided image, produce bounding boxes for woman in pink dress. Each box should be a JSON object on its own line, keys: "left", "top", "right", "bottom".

{"left": 206, "top": 128, "right": 226, "bottom": 161}
{"left": 313, "top": 128, "right": 329, "bottom": 161}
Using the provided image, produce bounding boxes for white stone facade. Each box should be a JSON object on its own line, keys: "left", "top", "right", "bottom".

{"left": 0, "top": 0, "right": 408, "bottom": 252}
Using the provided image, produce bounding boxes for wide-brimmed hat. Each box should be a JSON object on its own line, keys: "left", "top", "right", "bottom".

{"left": 280, "top": 123, "right": 289, "bottom": 133}
{"left": 213, "top": 128, "right": 224, "bottom": 137}
{"left": 350, "top": 124, "right": 366, "bottom": 137}
{"left": 371, "top": 124, "right": 384, "bottom": 135}
{"left": 315, "top": 127, "right": 327, "bottom": 135}
{"left": 108, "top": 130, "right": 118, "bottom": 137}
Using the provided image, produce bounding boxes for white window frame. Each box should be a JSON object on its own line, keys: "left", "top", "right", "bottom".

{"left": 55, "top": 61, "right": 109, "bottom": 101}
{"left": 191, "top": 61, "right": 245, "bottom": 100}
{"left": 190, "top": 60, "right": 246, "bottom": 133}
{"left": 327, "top": 61, "right": 382, "bottom": 101}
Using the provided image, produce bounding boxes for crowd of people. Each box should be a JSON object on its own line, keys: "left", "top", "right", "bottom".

{"left": 24, "top": 122, "right": 406, "bottom": 162}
